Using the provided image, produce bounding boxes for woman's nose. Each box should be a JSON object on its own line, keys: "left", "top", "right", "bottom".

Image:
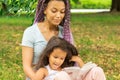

{"left": 56, "top": 12, "right": 61, "bottom": 18}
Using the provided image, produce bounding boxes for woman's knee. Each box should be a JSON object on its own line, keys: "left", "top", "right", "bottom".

{"left": 90, "top": 67, "right": 106, "bottom": 80}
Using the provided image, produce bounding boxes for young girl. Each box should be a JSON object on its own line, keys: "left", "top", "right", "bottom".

{"left": 34, "top": 36, "right": 106, "bottom": 80}
{"left": 34, "top": 36, "right": 82, "bottom": 80}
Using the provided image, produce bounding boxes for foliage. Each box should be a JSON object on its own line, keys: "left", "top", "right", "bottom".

{"left": 0, "top": 13, "right": 120, "bottom": 80}
{"left": 0, "top": 0, "right": 37, "bottom": 15}
{"left": 0, "top": 0, "right": 111, "bottom": 16}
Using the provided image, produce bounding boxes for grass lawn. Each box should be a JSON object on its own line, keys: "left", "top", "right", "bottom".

{"left": 71, "top": 0, "right": 111, "bottom": 9}
{"left": 0, "top": 12, "right": 120, "bottom": 80}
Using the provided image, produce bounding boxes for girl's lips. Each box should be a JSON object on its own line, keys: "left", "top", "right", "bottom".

{"left": 53, "top": 63, "right": 59, "bottom": 68}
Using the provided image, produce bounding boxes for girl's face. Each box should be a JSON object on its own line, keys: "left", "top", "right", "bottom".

{"left": 44, "top": 0, "right": 65, "bottom": 26}
{"left": 49, "top": 48, "right": 67, "bottom": 70}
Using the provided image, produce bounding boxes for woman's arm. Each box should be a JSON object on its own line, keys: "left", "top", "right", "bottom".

{"left": 22, "top": 46, "right": 35, "bottom": 79}
{"left": 70, "top": 56, "right": 84, "bottom": 67}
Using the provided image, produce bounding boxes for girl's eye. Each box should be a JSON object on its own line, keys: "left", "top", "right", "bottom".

{"left": 60, "top": 58, "right": 64, "bottom": 60}
{"left": 54, "top": 56, "right": 58, "bottom": 58}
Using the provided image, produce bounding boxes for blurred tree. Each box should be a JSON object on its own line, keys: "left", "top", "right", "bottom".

{"left": 72, "top": 0, "right": 80, "bottom": 3}
{"left": 111, "top": 0, "right": 120, "bottom": 12}
{"left": 0, "top": 1, "right": 8, "bottom": 15}
{"left": 0, "top": 0, "right": 37, "bottom": 15}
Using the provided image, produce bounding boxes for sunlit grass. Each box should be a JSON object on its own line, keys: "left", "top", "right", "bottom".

{"left": 0, "top": 13, "right": 120, "bottom": 80}
{"left": 72, "top": 0, "right": 111, "bottom": 9}
{"left": 0, "top": 16, "right": 33, "bottom": 27}
{"left": 71, "top": 13, "right": 120, "bottom": 80}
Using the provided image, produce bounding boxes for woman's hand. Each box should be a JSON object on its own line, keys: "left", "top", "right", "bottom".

{"left": 70, "top": 56, "right": 84, "bottom": 67}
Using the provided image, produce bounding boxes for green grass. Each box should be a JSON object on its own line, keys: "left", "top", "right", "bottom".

{"left": 0, "top": 16, "right": 33, "bottom": 27}
{"left": 0, "top": 12, "right": 120, "bottom": 80}
{"left": 0, "top": 16, "right": 32, "bottom": 80}
{"left": 71, "top": 0, "right": 111, "bottom": 9}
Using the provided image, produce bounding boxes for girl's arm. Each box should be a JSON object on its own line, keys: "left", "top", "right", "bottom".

{"left": 70, "top": 56, "right": 84, "bottom": 67}
{"left": 22, "top": 46, "right": 36, "bottom": 79}
{"left": 34, "top": 68, "right": 47, "bottom": 80}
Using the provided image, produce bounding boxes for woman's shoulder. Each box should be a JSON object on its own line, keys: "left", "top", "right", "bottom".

{"left": 24, "top": 24, "right": 37, "bottom": 32}
{"left": 58, "top": 25, "right": 63, "bottom": 38}
{"left": 58, "top": 25, "right": 63, "bottom": 30}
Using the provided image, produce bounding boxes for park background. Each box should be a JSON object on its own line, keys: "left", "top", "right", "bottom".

{"left": 0, "top": 0, "right": 120, "bottom": 80}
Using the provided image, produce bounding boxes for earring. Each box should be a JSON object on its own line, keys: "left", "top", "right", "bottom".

{"left": 44, "top": 15, "right": 46, "bottom": 21}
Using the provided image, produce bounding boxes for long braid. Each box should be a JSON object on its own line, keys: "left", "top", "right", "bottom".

{"left": 63, "top": 0, "right": 73, "bottom": 44}
{"left": 34, "top": 0, "right": 46, "bottom": 23}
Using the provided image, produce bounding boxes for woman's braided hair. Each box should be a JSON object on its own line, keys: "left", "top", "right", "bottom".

{"left": 34, "top": 0, "right": 73, "bottom": 44}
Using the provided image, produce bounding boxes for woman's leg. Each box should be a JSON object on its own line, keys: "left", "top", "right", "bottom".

{"left": 83, "top": 67, "right": 106, "bottom": 80}
{"left": 54, "top": 71, "right": 71, "bottom": 80}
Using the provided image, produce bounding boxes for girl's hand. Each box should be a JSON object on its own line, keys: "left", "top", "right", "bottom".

{"left": 70, "top": 56, "right": 84, "bottom": 67}
{"left": 70, "top": 56, "right": 80, "bottom": 62}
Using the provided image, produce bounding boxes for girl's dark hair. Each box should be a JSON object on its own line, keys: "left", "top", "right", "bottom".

{"left": 36, "top": 36, "right": 78, "bottom": 70}
{"left": 34, "top": 0, "right": 73, "bottom": 44}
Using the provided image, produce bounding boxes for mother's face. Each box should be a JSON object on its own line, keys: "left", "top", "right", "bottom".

{"left": 44, "top": 0, "right": 65, "bottom": 26}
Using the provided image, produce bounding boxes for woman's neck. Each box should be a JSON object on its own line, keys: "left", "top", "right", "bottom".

{"left": 38, "top": 21, "right": 59, "bottom": 38}
{"left": 43, "top": 21, "right": 58, "bottom": 31}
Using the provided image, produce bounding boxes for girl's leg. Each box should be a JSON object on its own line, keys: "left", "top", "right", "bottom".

{"left": 83, "top": 67, "right": 106, "bottom": 80}
{"left": 54, "top": 71, "right": 71, "bottom": 80}
{"left": 25, "top": 77, "right": 31, "bottom": 80}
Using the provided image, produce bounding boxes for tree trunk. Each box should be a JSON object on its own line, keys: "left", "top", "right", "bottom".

{"left": 0, "top": 2, "right": 8, "bottom": 15}
{"left": 110, "top": 0, "right": 120, "bottom": 12}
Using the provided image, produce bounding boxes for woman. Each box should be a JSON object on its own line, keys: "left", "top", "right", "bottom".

{"left": 21, "top": 0, "right": 73, "bottom": 80}
{"left": 21, "top": 0, "right": 106, "bottom": 80}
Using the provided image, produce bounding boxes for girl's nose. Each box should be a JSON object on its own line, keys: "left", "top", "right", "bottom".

{"left": 55, "top": 59, "right": 60, "bottom": 63}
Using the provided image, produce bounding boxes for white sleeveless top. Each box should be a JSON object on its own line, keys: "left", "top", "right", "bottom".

{"left": 44, "top": 65, "right": 60, "bottom": 80}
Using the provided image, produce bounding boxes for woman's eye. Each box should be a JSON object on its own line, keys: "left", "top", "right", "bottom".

{"left": 61, "top": 11, "right": 65, "bottom": 13}
{"left": 51, "top": 9, "right": 57, "bottom": 13}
